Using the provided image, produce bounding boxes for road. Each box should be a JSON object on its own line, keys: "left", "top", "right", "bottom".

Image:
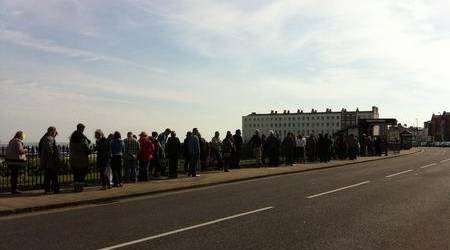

{"left": 0, "top": 148, "right": 449, "bottom": 250}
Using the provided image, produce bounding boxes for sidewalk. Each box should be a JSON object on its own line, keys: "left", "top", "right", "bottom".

{"left": 0, "top": 149, "right": 421, "bottom": 217}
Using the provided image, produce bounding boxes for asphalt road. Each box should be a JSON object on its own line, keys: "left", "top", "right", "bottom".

{"left": 1, "top": 148, "right": 449, "bottom": 250}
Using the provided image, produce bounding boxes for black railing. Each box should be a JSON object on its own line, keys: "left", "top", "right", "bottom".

{"left": 0, "top": 144, "right": 258, "bottom": 193}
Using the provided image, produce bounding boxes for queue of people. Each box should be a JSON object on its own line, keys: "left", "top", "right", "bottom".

{"left": 3, "top": 124, "right": 385, "bottom": 194}
{"left": 3, "top": 124, "right": 244, "bottom": 194}
{"left": 247, "top": 129, "right": 385, "bottom": 167}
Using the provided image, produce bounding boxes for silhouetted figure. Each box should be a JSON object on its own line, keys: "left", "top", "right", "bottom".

{"left": 222, "top": 131, "right": 235, "bottom": 172}
{"left": 232, "top": 129, "right": 243, "bottom": 168}
{"left": 40, "top": 127, "right": 60, "bottom": 193}
{"left": 94, "top": 129, "right": 111, "bottom": 189}
{"left": 70, "top": 123, "right": 91, "bottom": 192}
{"left": 166, "top": 131, "right": 181, "bottom": 178}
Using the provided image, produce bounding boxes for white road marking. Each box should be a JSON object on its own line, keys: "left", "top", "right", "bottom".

{"left": 306, "top": 181, "right": 370, "bottom": 199}
{"left": 420, "top": 163, "right": 437, "bottom": 169}
{"left": 439, "top": 159, "right": 450, "bottom": 163}
{"left": 386, "top": 169, "right": 413, "bottom": 178}
{"left": 98, "top": 207, "right": 274, "bottom": 250}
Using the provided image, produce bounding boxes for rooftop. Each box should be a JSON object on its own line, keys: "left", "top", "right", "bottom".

{"left": 245, "top": 107, "right": 378, "bottom": 117}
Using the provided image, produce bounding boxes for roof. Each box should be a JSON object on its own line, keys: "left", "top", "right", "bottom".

{"left": 244, "top": 110, "right": 374, "bottom": 117}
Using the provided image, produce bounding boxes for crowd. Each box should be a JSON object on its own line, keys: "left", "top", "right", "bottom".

{"left": 248, "top": 130, "right": 387, "bottom": 167}
{"left": 3, "top": 124, "right": 386, "bottom": 195}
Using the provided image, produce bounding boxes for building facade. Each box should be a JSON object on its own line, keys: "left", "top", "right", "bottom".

{"left": 242, "top": 106, "right": 379, "bottom": 142}
{"left": 429, "top": 112, "right": 450, "bottom": 141}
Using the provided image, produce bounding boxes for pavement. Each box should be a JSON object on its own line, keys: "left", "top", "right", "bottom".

{"left": 1, "top": 147, "right": 449, "bottom": 250}
{"left": 0, "top": 149, "right": 420, "bottom": 217}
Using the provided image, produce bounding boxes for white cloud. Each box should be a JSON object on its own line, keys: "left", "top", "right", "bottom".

{"left": 0, "top": 28, "right": 167, "bottom": 74}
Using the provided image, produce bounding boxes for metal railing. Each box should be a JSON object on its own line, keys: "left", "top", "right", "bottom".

{"left": 0, "top": 144, "right": 258, "bottom": 193}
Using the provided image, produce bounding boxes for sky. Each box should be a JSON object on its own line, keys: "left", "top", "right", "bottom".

{"left": 1, "top": 0, "right": 450, "bottom": 142}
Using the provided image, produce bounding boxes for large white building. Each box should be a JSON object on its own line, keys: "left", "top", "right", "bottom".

{"left": 242, "top": 106, "right": 379, "bottom": 141}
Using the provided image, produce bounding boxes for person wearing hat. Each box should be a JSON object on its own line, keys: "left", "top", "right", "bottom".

{"left": 138, "top": 131, "right": 154, "bottom": 181}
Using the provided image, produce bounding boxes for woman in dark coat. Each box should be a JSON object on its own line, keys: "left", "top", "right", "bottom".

{"left": 69, "top": 124, "right": 91, "bottom": 192}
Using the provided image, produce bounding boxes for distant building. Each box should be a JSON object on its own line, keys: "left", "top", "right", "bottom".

{"left": 430, "top": 112, "right": 450, "bottom": 141}
{"left": 242, "top": 106, "right": 379, "bottom": 141}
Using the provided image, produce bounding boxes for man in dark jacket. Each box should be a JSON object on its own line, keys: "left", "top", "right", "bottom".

{"left": 249, "top": 130, "right": 263, "bottom": 166}
{"left": 232, "top": 129, "right": 243, "bottom": 168}
{"left": 39, "top": 127, "right": 60, "bottom": 194}
{"left": 166, "top": 131, "right": 181, "bottom": 178}
{"left": 282, "top": 132, "right": 296, "bottom": 166}
{"left": 266, "top": 131, "right": 280, "bottom": 167}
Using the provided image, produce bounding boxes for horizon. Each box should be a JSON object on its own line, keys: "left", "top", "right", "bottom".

{"left": 2, "top": 1, "right": 450, "bottom": 142}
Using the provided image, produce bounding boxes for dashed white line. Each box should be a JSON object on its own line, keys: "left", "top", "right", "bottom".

{"left": 306, "top": 181, "right": 370, "bottom": 199}
{"left": 439, "top": 159, "right": 450, "bottom": 164}
{"left": 386, "top": 169, "right": 413, "bottom": 178}
{"left": 420, "top": 163, "right": 437, "bottom": 169}
{"left": 98, "top": 206, "right": 274, "bottom": 250}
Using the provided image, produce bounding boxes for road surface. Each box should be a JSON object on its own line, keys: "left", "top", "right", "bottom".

{"left": 0, "top": 148, "right": 449, "bottom": 250}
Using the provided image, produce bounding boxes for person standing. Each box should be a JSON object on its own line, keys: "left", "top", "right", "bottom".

{"left": 69, "top": 124, "right": 91, "bottom": 192}
{"left": 261, "top": 134, "right": 267, "bottom": 165}
{"left": 186, "top": 130, "right": 201, "bottom": 177}
{"left": 183, "top": 132, "right": 191, "bottom": 174}
{"left": 222, "top": 131, "right": 235, "bottom": 172}
{"left": 249, "top": 130, "right": 263, "bottom": 166}
{"left": 347, "top": 134, "right": 358, "bottom": 160}
{"left": 265, "top": 131, "right": 280, "bottom": 167}
{"left": 297, "top": 135, "right": 306, "bottom": 163}
{"left": 282, "top": 132, "right": 296, "bottom": 166}
{"left": 151, "top": 132, "right": 163, "bottom": 177}
{"left": 157, "top": 128, "right": 171, "bottom": 176}
{"left": 123, "top": 132, "right": 140, "bottom": 183}
{"left": 166, "top": 131, "right": 181, "bottom": 178}
{"left": 193, "top": 128, "right": 207, "bottom": 171}
{"left": 210, "top": 131, "right": 223, "bottom": 170}
{"left": 138, "top": 132, "right": 154, "bottom": 182}
{"left": 306, "top": 134, "right": 317, "bottom": 162}
{"left": 94, "top": 129, "right": 111, "bottom": 189}
{"left": 39, "top": 127, "right": 60, "bottom": 193}
{"left": 5, "top": 131, "right": 27, "bottom": 194}
{"left": 110, "top": 131, "right": 124, "bottom": 187}
{"left": 232, "top": 129, "right": 243, "bottom": 168}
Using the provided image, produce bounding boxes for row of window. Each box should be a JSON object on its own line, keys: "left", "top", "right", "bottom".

{"left": 247, "top": 122, "right": 340, "bottom": 128}
{"left": 251, "top": 129, "right": 338, "bottom": 137}
{"left": 244, "top": 115, "right": 341, "bottom": 122}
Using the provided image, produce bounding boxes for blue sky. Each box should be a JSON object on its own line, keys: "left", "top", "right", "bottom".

{"left": 1, "top": 0, "right": 450, "bottom": 142}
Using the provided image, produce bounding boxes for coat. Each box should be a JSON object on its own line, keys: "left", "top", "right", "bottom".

{"left": 166, "top": 137, "right": 181, "bottom": 159}
{"left": 138, "top": 137, "right": 155, "bottom": 161}
{"left": 69, "top": 131, "right": 91, "bottom": 170}
{"left": 39, "top": 135, "right": 60, "bottom": 170}
{"left": 95, "top": 137, "right": 111, "bottom": 168}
